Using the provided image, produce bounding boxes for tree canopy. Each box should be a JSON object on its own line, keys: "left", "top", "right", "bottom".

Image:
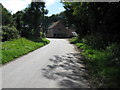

{"left": 63, "top": 2, "right": 120, "bottom": 43}
{"left": 13, "top": 2, "right": 48, "bottom": 38}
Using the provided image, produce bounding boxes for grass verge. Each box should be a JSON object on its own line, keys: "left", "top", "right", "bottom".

{"left": 1, "top": 38, "right": 50, "bottom": 64}
{"left": 69, "top": 37, "right": 120, "bottom": 88}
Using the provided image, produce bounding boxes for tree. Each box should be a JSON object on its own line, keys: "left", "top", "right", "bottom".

{"left": 63, "top": 2, "right": 120, "bottom": 42}
{"left": 22, "top": 2, "right": 48, "bottom": 38}
{"left": 0, "top": 3, "right": 13, "bottom": 25}
{"left": 13, "top": 11, "right": 24, "bottom": 35}
{"left": 0, "top": 4, "right": 20, "bottom": 41}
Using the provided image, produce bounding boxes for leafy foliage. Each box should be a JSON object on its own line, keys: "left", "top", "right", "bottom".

{"left": 65, "top": 3, "right": 120, "bottom": 87}
{"left": 1, "top": 4, "right": 20, "bottom": 42}
{"left": 70, "top": 37, "right": 120, "bottom": 88}
{"left": 1, "top": 25, "right": 19, "bottom": 41}
{"left": 107, "top": 43, "right": 120, "bottom": 67}
{"left": 82, "top": 33, "right": 110, "bottom": 49}
{"left": 63, "top": 2, "right": 120, "bottom": 42}
{"left": 0, "top": 3, "right": 13, "bottom": 25}
{"left": 0, "top": 3, "right": 50, "bottom": 65}
{"left": 1, "top": 1, "right": 49, "bottom": 41}
{"left": 22, "top": 2, "right": 47, "bottom": 38}
{"left": 13, "top": 11, "right": 24, "bottom": 34}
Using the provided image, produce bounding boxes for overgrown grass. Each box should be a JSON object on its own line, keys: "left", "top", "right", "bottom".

{"left": 1, "top": 38, "right": 50, "bottom": 64}
{"left": 70, "top": 37, "right": 120, "bottom": 88}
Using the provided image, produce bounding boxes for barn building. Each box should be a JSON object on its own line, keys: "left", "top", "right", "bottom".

{"left": 46, "top": 21, "right": 76, "bottom": 38}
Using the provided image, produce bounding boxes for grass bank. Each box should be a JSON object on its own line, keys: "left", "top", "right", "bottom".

{"left": 1, "top": 38, "right": 50, "bottom": 64}
{"left": 70, "top": 37, "right": 120, "bottom": 88}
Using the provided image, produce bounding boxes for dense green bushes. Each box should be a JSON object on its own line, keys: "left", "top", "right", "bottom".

{"left": 1, "top": 25, "right": 20, "bottom": 41}
{"left": 106, "top": 43, "right": 120, "bottom": 67}
{"left": 64, "top": 2, "right": 120, "bottom": 43}
{"left": 81, "top": 33, "right": 117, "bottom": 50}
{"left": 70, "top": 37, "right": 120, "bottom": 88}
{"left": 1, "top": 3, "right": 13, "bottom": 25}
{"left": 1, "top": 4, "right": 20, "bottom": 42}
{"left": 64, "top": 2, "right": 120, "bottom": 88}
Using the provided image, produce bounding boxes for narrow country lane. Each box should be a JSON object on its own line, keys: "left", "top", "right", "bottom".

{"left": 2, "top": 38, "right": 90, "bottom": 88}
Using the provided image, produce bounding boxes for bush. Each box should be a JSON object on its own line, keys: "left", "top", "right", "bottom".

{"left": 106, "top": 43, "right": 120, "bottom": 67}
{"left": 40, "top": 32, "right": 45, "bottom": 38}
{"left": 82, "top": 33, "right": 110, "bottom": 50}
{"left": 69, "top": 37, "right": 80, "bottom": 44}
{"left": 1, "top": 25, "right": 20, "bottom": 41}
{"left": 70, "top": 37, "right": 120, "bottom": 87}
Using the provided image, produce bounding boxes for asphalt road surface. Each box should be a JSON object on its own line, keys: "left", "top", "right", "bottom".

{"left": 2, "top": 38, "right": 90, "bottom": 88}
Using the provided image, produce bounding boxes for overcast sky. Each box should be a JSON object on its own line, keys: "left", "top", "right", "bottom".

{"left": 0, "top": 0, "right": 65, "bottom": 16}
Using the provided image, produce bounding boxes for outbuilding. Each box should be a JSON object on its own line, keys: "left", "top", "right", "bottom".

{"left": 46, "top": 21, "right": 76, "bottom": 38}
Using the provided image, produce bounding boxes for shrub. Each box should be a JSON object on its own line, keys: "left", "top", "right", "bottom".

{"left": 69, "top": 37, "right": 80, "bottom": 44}
{"left": 82, "top": 33, "right": 109, "bottom": 50}
{"left": 106, "top": 43, "right": 120, "bottom": 67}
{"left": 1, "top": 25, "right": 20, "bottom": 41}
{"left": 70, "top": 37, "right": 120, "bottom": 87}
{"left": 40, "top": 32, "right": 45, "bottom": 38}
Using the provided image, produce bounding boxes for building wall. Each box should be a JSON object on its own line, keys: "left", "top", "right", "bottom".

{"left": 66, "top": 28, "right": 75, "bottom": 37}
{"left": 52, "top": 22, "right": 67, "bottom": 37}
{"left": 47, "top": 22, "right": 75, "bottom": 38}
{"left": 47, "top": 29, "right": 53, "bottom": 37}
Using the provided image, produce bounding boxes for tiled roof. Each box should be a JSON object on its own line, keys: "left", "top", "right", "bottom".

{"left": 48, "top": 21, "right": 60, "bottom": 29}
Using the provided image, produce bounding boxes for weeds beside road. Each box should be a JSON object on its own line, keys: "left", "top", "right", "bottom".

{"left": 70, "top": 37, "right": 120, "bottom": 88}
{"left": 1, "top": 38, "right": 50, "bottom": 64}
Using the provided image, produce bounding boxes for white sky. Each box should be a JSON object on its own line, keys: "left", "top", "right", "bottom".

{"left": 45, "top": 0, "right": 59, "bottom": 7}
{"left": 0, "top": 0, "right": 61, "bottom": 14}
{"left": 0, "top": 0, "right": 31, "bottom": 14}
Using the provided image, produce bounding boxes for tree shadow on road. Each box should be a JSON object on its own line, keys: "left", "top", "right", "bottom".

{"left": 41, "top": 53, "right": 90, "bottom": 88}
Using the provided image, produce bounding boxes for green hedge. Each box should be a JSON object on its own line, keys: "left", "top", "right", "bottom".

{"left": 1, "top": 25, "right": 20, "bottom": 41}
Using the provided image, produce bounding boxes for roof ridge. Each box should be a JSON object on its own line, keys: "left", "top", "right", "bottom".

{"left": 48, "top": 21, "right": 60, "bottom": 29}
